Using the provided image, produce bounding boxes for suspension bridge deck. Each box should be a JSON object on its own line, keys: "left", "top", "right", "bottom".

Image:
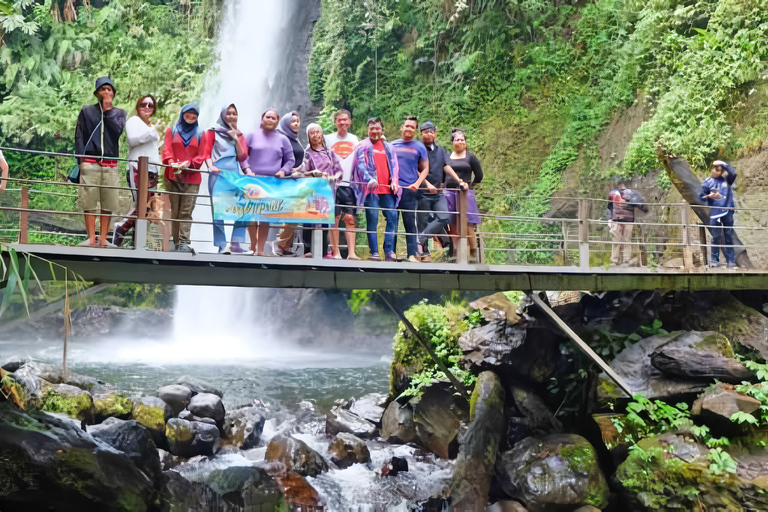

{"left": 8, "top": 242, "right": 766, "bottom": 292}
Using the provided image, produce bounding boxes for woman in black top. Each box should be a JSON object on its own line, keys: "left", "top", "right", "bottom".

{"left": 275, "top": 111, "right": 305, "bottom": 255}
{"left": 445, "top": 130, "right": 483, "bottom": 260}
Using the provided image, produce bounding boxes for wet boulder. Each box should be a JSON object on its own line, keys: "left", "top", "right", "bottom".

{"left": 275, "top": 471, "right": 324, "bottom": 507}
{"left": 380, "top": 400, "right": 417, "bottom": 444}
{"left": 89, "top": 418, "right": 162, "bottom": 483}
{"left": 265, "top": 434, "right": 329, "bottom": 477}
{"left": 179, "top": 409, "right": 218, "bottom": 426}
{"left": 328, "top": 432, "right": 371, "bottom": 469}
{"left": 411, "top": 382, "right": 467, "bottom": 459}
{"left": 450, "top": 371, "right": 505, "bottom": 510}
{"left": 47, "top": 383, "right": 96, "bottom": 424}
{"left": 326, "top": 407, "right": 377, "bottom": 439}
{"left": 175, "top": 375, "right": 224, "bottom": 398}
{"left": 503, "top": 386, "right": 563, "bottom": 451}
{"left": 12, "top": 363, "right": 52, "bottom": 400}
{"left": 133, "top": 396, "right": 173, "bottom": 448}
{"left": 0, "top": 403, "right": 158, "bottom": 510}
{"left": 202, "top": 465, "right": 284, "bottom": 509}
{"left": 223, "top": 405, "right": 266, "bottom": 449}
{"left": 496, "top": 434, "right": 609, "bottom": 511}
{"left": 187, "top": 392, "right": 226, "bottom": 429}
{"left": 165, "top": 418, "right": 221, "bottom": 458}
{"left": 157, "top": 385, "right": 192, "bottom": 416}
{"left": 162, "top": 470, "right": 218, "bottom": 510}
{"left": 347, "top": 392, "right": 387, "bottom": 425}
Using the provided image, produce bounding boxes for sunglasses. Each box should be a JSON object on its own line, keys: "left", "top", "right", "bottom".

{"left": 139, "top": 102, "right": 155, "bottom": 109}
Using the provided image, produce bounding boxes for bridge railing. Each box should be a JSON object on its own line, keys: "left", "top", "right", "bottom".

{"left": 0, "top": 146, "right": 761, "bottom": 270}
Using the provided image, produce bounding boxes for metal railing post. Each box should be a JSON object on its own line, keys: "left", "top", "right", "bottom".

{"left": 578, "top": 198, "right": 589, "bottom": 270}
{"left": 699, "top": 224, "right": 709, "bottom": 267}
{"left": 19, "top": 188, "right": 29, "bottom": 244}
{"left": 312, "top": 226, "right": 322, "bottom": 260}
{"left": 134, "top": 156, "right": 149, "bottom": 251}
{"left": 457, "top": 189, "right": 469, "bottom": 264}
{"left": 680, "top": 204, "right": 694, "bottom": 270}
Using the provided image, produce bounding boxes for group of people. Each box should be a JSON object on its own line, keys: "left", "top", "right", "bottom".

{"left": 606, "top": 160, "right": 738, "bottom": 269}
{"left": 73, "top": 76, "right": 484, "bottom": 261}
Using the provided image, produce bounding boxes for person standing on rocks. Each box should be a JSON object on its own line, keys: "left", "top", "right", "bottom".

{"left": 74, "top": 76, "right": 126, "bottom": 247}
{"left": 607, "top": 183, "right": 648, "bottom": 266}
{"left": 701, "top": 160, "right": 738, "bottom": 269}
{"left": 325, "top": 109, "right": 361, "bottom": 260}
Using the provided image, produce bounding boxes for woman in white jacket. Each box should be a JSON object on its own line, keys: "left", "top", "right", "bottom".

{"left": 113, "top": 95, "right": 162, "bottom": 246}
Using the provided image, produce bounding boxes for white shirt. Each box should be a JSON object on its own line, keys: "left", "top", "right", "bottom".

{"left": 325, "top": 132, "right": 359, "bottom": 186}
{"left": 126, "top": 116, "right": 161, "bottom": 176}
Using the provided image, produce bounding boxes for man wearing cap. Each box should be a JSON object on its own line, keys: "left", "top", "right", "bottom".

{"left": 701, "top": 160, "right": 738, "bottom": 269}
{"left": 74, "top": 76, "right": 126, "bottom": 247}
{"left": 416, "top": 121, "right": 467, "bottom": 262}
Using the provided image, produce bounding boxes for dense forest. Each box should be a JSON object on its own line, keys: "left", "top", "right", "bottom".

{"left": 2, "top": 0, "right": 768, "bottom": 260}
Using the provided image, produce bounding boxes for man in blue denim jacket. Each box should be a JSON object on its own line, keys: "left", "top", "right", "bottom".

{"left": 700, "top": 160, "right": 737, "bottom": 269}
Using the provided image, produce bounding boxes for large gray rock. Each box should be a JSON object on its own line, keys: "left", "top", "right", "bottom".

{"left": 380, "top": 401, "right": 417, "bottom": 444}
{"left": 411, "top": 383, "right": 467, "bottom": 459}
{"left": 223, "top": 405, "right": 266, "bottom": 449}
{"left": 175, "top": 375, "right": 223, "bottom": 398}
{"left": 12, "top": 363, "right": 51, "bottom": 400}
{"left": 347, "top": 392, "right": 387, "bottom": 425}
{"left": 191, "top": 421, "right": 222, "bottom": 457}
{"left": 496, "top": 434, "right": 609, "bottom": 512}
{"left": 0, "top": 402, "right": 158, "bottom": 510}
{"left": 162, "top": 470, "right": 218, "bottom": 510}
{"left": 89, "top": 418, "right": 162, "bottom": 483}
{"left": 326, "top": 407, "right": 377, "bottom": 438}
{"left": 165, "top": 418, "right": 221, "bottom": 458}
{"left": 265, "top": 434, "right": 329, "bottom": 477}
{"left": 157, "top": 385, "right": 192, "bottom": 416}
{"left": 504, "top": 386, "right": 563, "bottom": 450}
{"left": 605, "top": 331, "right": 725, "bottom": 399}
{"left": 450, "top": 371, "right": 505, "bottom": 510}
{"left": 187, "top": 393, "right": 225, "bottom": 428}
{"left": 328, "top": 432, "right": 371, "bottom": 469}
{"left": 650, "top": 335, "right": 753, "bottom": 383}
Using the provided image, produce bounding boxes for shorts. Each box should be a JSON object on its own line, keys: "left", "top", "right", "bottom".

{"left": 77, "top": 162, "right": 121, "bottom": 213}
{"left": 444, "top": 189, "right": 481, "bottom": 225}
{"left": 335, "top": 185, "right": 357, "bottom": 217}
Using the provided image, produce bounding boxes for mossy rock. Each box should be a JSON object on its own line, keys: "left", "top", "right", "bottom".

{"left": 133, "top": 396, "right": 172, "bottom": 448}
{"left": 94, "top": 393, "right": 133, "bottom": 423}
{"left": 390, "top": 301, "right": 474, "bottom": 397}
{"left": 37, "top": 386, "right": 94, "bottom": 423}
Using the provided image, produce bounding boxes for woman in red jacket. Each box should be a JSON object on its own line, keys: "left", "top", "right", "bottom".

{"left": 163, "top": 104, "right": 205, "bottom": 251}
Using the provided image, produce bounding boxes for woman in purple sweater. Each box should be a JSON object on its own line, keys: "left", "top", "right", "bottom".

{"left": 302, "top": 123, "right": 342, "bottom": 257}
{"left": 243, "top": 108, "right": 295, "bottom": 256}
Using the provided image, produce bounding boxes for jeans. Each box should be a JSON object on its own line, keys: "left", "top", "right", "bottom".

{"left": 417, "top": 193, "right": 450, "bottom": 253}
{"left": 209, "top": 172, "right": 246, "bottom": 249}
{"left": 398, "top": 188, "right": 423, "bottom": 257}
{"left": 365, "top": 192, "right": 398, "bottom": 255}
{"left": 709, "top": 212, "right": 735, "bottom": 265}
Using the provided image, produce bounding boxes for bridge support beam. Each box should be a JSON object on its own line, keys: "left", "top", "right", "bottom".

{"left": 530, "top": 292, "right": 633, "bottom": 397}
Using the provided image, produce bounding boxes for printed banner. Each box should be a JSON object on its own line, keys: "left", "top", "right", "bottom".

{"left": 211, "top": 173, "right": 335, "bottom": 225}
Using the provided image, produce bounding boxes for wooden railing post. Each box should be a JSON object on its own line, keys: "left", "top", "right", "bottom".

{"left": 19, "top": 188, "right": 29, "bottom": 244}
{"left": 680, "top": 204, "right": 694, "bottom": 270}
{"left": 457, "top": 189, "right": 469, "bottom": 265}
{"left": 578, "top": 198, "right": 589, "bottom": 270}
{"left": 134, "top": 156, "right": 149, "bottom": 251}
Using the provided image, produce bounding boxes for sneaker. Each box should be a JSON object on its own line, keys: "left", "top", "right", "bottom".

{"left": 230, "top": 243, "right": 247, "bottom": 254}
{"left": 368, "top": 253, "right": 381, "bottom": 261}
{"left": 112, "top": 223, "right": 126, "bottom": 247}
{"left": 709, "top": 262, "right": 724, "bottom": 269}
{"left": 418, "top": 252, "right": 432, "bottom": 263}
{"left": 385, "top": 252, "right": 399, "bottom": 262}
{"left": 220, "top": 245, "right": 231, "bottom": 255}
{"left": 727, "top": 262, "right": 739, "bottom": 270}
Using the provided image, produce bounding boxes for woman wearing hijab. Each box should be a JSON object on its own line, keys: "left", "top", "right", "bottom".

{"left": 162, "top": 104, "right": 206, "bottom": 252}
{"left": 201, "top": 104, "right": 249, "bottom": 254}
{"left": 301, "top": 123, "right": 342, "bottom": 257}
{"left": 242, "top": 108, "right": 295, "bottom": 256}
{"left": 274, "top": 111, "right": 304, "bottom": 255}
{"left": 113, "top": 94, "right": 161, "bottom": 247}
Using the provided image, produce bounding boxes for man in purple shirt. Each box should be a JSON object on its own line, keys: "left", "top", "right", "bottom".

{"left": 391, "top": 115, "right": 429, "bottom": 262}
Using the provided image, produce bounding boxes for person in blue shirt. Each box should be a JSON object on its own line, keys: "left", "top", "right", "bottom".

{"left": 700, "top": 160, "right": 738, "bottom": 269}
{"left": 391, "top": 116, "right": 429, "bottom": 262}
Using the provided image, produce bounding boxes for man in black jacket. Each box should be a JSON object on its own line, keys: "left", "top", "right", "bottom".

{"left": 74, "top": 76, "right": 126, "bottom": 247}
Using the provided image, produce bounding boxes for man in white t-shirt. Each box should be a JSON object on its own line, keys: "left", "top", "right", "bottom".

{"left": 0, "top": 150, "right": 8, "bottom": 193}
{"left": 325, "top": 109, "right": 361, "bottom": 260}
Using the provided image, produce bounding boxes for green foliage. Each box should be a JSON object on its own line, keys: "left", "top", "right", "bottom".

{"left": 707, "top": 447, "right": 738, "bottom": 475}
{"left": 588, "top": 319, "right": 669, "bottom": 360}
{"left": 37, "top": 387, "right": 92, "bottom": 419}
{"left": 391, "top": 299, "right": 480, "bottom": 398}
{"left": 347, "top": 289, "right": 372, "bottom": 315}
